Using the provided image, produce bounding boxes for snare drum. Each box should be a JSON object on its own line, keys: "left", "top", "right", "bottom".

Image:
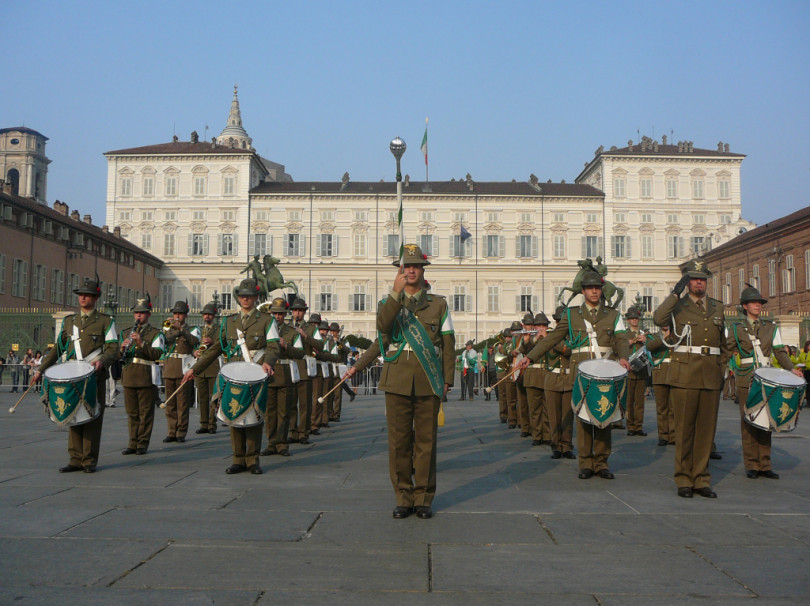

{"left": 42, "top": 361, "right": 99, "bottom": 427}
{"left": 214, "top": 362, "right": 268, "bottom": 427}
{"left": 572, "top": 359, "right": 627, "bottom": 429}
{"left": 628, "top": 346, "right": 650, "bottom": 374}
{"left": 744, "top": 367, "right": 805, "bottom": 433}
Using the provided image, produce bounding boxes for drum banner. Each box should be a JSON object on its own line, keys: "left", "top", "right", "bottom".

{"left": 745, "top": 381, "right": 803, "bottom": 432}
{"left": 42, "top": 375, "right": 97, "bottom": 427}
{"left": 214, "top": 375, "right": 268, "bottom": 425}
{"left": 572, "top": 373, "right": 627, "bottom": 429}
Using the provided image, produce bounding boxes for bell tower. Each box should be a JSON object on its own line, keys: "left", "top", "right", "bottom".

{"left": 0, "top": 127, "right": 51, "bottom": 204}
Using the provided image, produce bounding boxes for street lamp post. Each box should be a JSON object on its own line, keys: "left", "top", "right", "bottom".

{"left": 389, "top": 137, "right": 406, "bottom": 265}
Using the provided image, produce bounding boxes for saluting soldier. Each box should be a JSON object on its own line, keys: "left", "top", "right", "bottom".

{"left": 646, "top": 326, "right": 676, "bottom": 446}
{"left": 288, "top": 299, "right": 324, "bottom": 444}
{"left": 119, "top": 294, "right": 164, "bottom": 455}
{"left": 183, "top": 279, "right": 280, "bottom": 474}
{"left": 653, "top": 259, "right": 730, "bottom": 498}
{"left": 194, "top": 301, "right": 220, "bottom": 434}
{"left": 520, "top": 312, "right": 551, "bottom": 446}
{"left": 726, "top": 285, "right": 802, "bottom": 480}
{"left": 162, "top": 300, "right": 200, "bottom": 443}
{"left": 261, "top": 297, "right": 303, "bottom": 457}
{"left": 625, "top": 306, "right": 648, "bottom": 437}
{"left": 33, "top": 276, "right": 120, "bottom": 473}
{"left": 544, "top": 306, "right": 575, "bottom": 460}
{"left": 518, "top": 271, "right": 630, "bottom": 479}
{"left": 345, "top": 244, "right": 455, "bottom": 519}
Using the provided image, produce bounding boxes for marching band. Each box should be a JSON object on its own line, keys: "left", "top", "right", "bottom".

{"left": 18, "top": 254, "right": 808, "bottom": 511}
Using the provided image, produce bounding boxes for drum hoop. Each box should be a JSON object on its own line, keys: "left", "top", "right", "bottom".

{"left": 220, "top": 362, "right": 267, "bottom": 384}
{"left": 577, "top": 359, "right": 627, "bottom": 381}
{"left": 44, "top": 373, "right": 97, "bottom": 428}
{"left": 753, "top": 367, "right": 806, "bottom": 388}
{"left": 43, "top": 361, "right": 95, "bottom": 382}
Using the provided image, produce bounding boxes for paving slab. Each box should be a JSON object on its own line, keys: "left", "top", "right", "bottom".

{"left": 696, "top": 545, "right": 810, "bottom": 598}
{"left": 0, "top": 587, "right": 261, "bottom": 606}
{"left": 24, "top": 485, "right": 244, "bottom": 510}
{"left": 0, "top": 505, "right": 113, "bottom": 537}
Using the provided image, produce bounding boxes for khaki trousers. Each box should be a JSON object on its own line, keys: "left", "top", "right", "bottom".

{"left": 526, "top": 385, "right": 550, "bottom": 441}
{"left": 577, "top": 418, "right": 611, "bottom": 472}
{"left": 625, "top": 374, "right": 647, "bottom": 432}
{"left": 504, "top": 379, "right": 518, "bottom": 425}
{"left": 67, "top": 379, "right": 106, "bottom": 468}
{"left": 163, "top": 377, "right": 192, "bottom": 438}
{"left": 195, "top": 375, "right": 217, "bottom": 431}
{"left": 654, "top": 384, "right": 675, "bottom": 442}
{"left": 386, "top": 392, "right": 439, "bottom": 508}
{"left": 497, "top": 371, "right": 508, "bottom": 420}
{"left": 265, "top": 385, "right": 293, "bottom": 453}
{"left": 736, "top": 385, "right": 772, "bottom": 472}
{"left": 516, "top": 381, "right": 530, "bottom": 433}
{"left": 332, "top": 381, "right": 343, "bottom": 420}
{"left": 310, "top": 375, "right": 325, "bottom": 427}
{"left": 124, "top": 386, "right": 155, "bottom": 449}
{"left": 290, "top": 380, "right": 312, "bottom": 440}
{"left": 230, "top": 424, "right": 262, "bottom": 467}
{"left": 671, "top": 387, "right": 720, "bottom": 489}
{"left": 546, "top": 389, "right": 574, "bottom": 453}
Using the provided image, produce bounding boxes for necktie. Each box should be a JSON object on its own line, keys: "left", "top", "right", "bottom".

{"left": 590, "top": 309, "right": 598, "bottom": 323}
{"left": 752, "top": 320, "right": 759, "bottom": 333}
{"left": 696, "top": 300, "right": 704, "bottom": 313}
{"left": 407, "top": 296, "right": 417, "bottom": 312}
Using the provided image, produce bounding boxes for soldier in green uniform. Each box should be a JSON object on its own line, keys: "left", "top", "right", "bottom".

{"left": 520, "top": 312, "right": 551, "bottom": 446}
{"left": 653, "top": 259, "right": 730, "bottom": 498}
{"left": 183, "top": 279, "right": 280, "bottom": 474}
{"left": 494, "top": 327, "right": 511, "bottom": 422}
{"left": 460, "top": 340, "right": 478, "bottom": 400}
{"left": 504, "top": 320, "right": 522, "bottom": 428}
{"left": 518, "top": 271, "right": 630, "bottom": 479}
{"left": 646, "top": 326, "right": 676, "bottom": 446}
{"left": 515, "top": 314, "right": 533, "bottom": 437}
{"left": 288, "top": 298, "right": 323, "bottom": 444}
{"left": 544, "top": 306, "right": 575, "bottom": 459}
{"left": 329, "top": 322, "right": 352, "bottom": 422}
{"left": 194, "top": 301, "right": 220, "bottom": 434}
{"left": 312, "top": 317, "right": 338, "bottom": 431}
{"left": 345, "top": 244, "right": 455, "bottom": 519}
{"left": 624, "top": 306, "right": 648, "bottom": 436}
{"left": 162, "top": 301, "right": 200, "bottom": 443}
{"left": 119, "top": 294, "right": 164, "bottom": 455}
{"left": 33, "top": 276, "right": 120, "bottom": 473}
{"left": 726, "top": 285, "right": 802, "bottom": 479}
{"left": 262, "top": 297, "right": 303, "bottom": 457}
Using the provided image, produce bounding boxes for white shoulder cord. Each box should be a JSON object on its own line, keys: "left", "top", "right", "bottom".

{"left": 664, "top": 312, "right": 691, "bottom": 350}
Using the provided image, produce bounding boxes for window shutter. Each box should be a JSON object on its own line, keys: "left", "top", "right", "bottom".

{"left": 515, "top": 294, "right": 521, "bottom": 312}
{"left": 203, "top": 234, "right": 209, "bottom": 256}
{"left": 653, "top": 296, "right": 660, "bottom": 308}
{"left": 187, "top": 233, "right": 193, "bottom": 255}
{"left": 333, "top": 235, "right": 339, "bottom": 257}
{"left": 12, "top": 261, "right": 18, "bottom": 296}
{"left": 366, "top": 293, "right": 372, "bottom": 311}
{"left": 610, "top": 235, "right": 616, "bottom": 257}
{"left": 333, "top": 293, "right": 339, "bottom": 310}
{"left": 449, "top": 236, "right": 456, "bottom": 257}
{"left": 532, "top": 235, "right": 538, "bottom": 258}
{"left": 268, "top": 234, "right": 273, "bottom": 256}
{"left": 597, "top": 236, "right": 603, "bottom": 257}
{"left": 232, "top": 233, "right": 239, "bottom": 256}
{"left": 532, "top": 295, "right": 538, "bottom": 311}
{"left": 465, "top": 238, "right": 472, "bottom": 257}
{"left": 217, "top": 234, "right": 223, "bottom": 256}
{"left": 678, "top": 237, "right": 685, "bottom": 258}
{"left": 626, "top": 236, "right": 631, "bottom": 259}
{"left": 581, "top": 236, "right": 587, "bottom": 258}
{"left": 300, "top": 234, "right": 306, "bottom": 257}
{"left": 481, "top": 235, "right": 487, "bottom": 257}
{"left": 499, "top": 235, "right": 506, "bottom": 257}
{"left": 313, "top": 295, "right": 320, "bottom": 312}
{"left": 432, "top": 235, "right": 439, "bottom": 258}
{"left": 465, "top": 293, "right": 472, "bottom": 312}
{"left": 249, "top": 233, "right": 255, "bottom": 256}
{"left": 316, "top": 234, "right": 322, "bottom": 257}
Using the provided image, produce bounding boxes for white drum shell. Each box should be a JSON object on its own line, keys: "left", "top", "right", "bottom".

{"left": 216, "top": 362, "right": 267, "bottom": 427}
{"left": 44, "top": 361, "right": 98, "bottom": 426}
{"left": 575, "top": 359, "right": 627, "bottom": 426}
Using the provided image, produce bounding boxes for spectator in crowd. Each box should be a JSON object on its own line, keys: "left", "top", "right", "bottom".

{"left": 32, "top": 351, "right": 43, "bottom": 392}
{"left": 8, "top": 351, "right": 20, "bottom": 392}
{"left": 22, "top": 349, "right": 34, "bottom": 388}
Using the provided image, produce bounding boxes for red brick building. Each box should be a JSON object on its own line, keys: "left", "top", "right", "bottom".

{"left": 0, "top": 182, "right": 162, "bottom": 312}
{"left": 693, "top": 205, "right": 810, "bottom": 345}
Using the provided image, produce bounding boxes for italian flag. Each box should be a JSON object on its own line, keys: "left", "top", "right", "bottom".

{"left": 421, "top": 118, "right": 428, "bottom": 166}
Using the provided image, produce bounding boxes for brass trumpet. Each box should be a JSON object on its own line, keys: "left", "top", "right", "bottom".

{"left": 162, "top": 319, "right": 173, "bottom": 332}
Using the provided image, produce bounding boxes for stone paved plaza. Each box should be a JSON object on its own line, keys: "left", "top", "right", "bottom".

{"left": 0, "top": 384, "right": 808, "bottom": 605}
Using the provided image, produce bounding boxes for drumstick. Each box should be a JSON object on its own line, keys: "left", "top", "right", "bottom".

{"left": 318, "top": 375, "right": 350, "bottom": 404}
{"left": 9, "top": 382, "right": 38, "bottom": 414}
{"left": 485, "top": 371, "right": 516, "bottom": 394}
{"left": 159, "top": 382, "right": 188, "bottom": 410}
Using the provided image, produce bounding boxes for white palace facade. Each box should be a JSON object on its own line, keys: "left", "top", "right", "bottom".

{"left": 105, "top": 92, "right": 754, "bottom": 344}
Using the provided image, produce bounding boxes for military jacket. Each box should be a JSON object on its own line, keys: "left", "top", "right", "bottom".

{"left": 543, "top": 343, "right": 572, "bottom": 392}
{"left": 726, "top": 318, "right": 794, "bottom": 389}
{"left": 268, "top": 321, "right": 305, "bottom": 387}
{"left": 527, "top": 303, "right": 629, "bottom": 390}
{"left": 520, "top": 336, "right": 547, "bottom": 389}
{"left": 653, "top": 293, "right": 729, "bottom": 389}
{"left": 352, "top": 339, "right": 381, "bottom": 373}
{"left": 195, "top": 322, "right": 221, "bottom": 378}
{"left": 315, "top": 335, "right": 340, "bottom": 376}
{"left": 376, "top": 289, "right": 456, "bottom": 397}
{"left": 120, "top": 323, "right": 164, "bottom": 388}
{"left": 626, "top": 329, "right": 647, "bottom": 379}
{"left": 287, "top": 320, "right": 324, "bottom": 381}
{"left": 645, "top": 333, "right": 672, "bottom": 386}
{"left": 163, "top": 324, "right": 201, "bottom": 378}
{"left": 192, "top": 309, "right": 280, "bottom": 374}
{"left": 40, "top": 310, "right": 120, "bottom": 380}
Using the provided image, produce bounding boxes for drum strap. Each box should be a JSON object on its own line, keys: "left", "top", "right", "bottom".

{"left": 582, "top": 318, "right": 603, "bottom": 359}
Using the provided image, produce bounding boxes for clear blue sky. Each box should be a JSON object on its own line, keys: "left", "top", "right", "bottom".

{"left": 5, "top": 0, "right": 808, "bottom": 226}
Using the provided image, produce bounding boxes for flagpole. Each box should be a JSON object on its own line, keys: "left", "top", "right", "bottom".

{"left": 421, "top": 118, "right": 431, "bottom": 193}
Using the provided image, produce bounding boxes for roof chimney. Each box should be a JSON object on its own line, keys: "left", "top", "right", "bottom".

{"left": 83, "top": 214, "right": 92, "bottom": 225}
{"left": 70, "top": 210, "right": 80, "bottom": 221}
{"left": 113, "top": 226, "right": 121, "bottom": 238}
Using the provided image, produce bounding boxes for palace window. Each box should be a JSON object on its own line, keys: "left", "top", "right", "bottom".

{"left": 484, "top": 234, "right": 504, "bottom": 258}
{"left": 487, "top": 285, "right": 499, "bottom": 312}
{"left": 193, "top": 176, "right": 206, "bottom": 196}
{"left": 191, "top": 284, "right": 203, "bottom": 310}
{"left": 614, "top": 212, "right": 626, "bottom": 223}
{"left": 718, "top": 179, "right": 730, "bottom": 199}
{"left": 586, "top": 213, "right": 599, "bottom": 224}
{"left": 165, "top": 175, "right": 178, "bottom": 196}
{"left": 354, "top": 210, "right": 368, "bottom": 222}
{"left": 613, "top": 178, "right": 626, "bottom": 198}
{"left": 223, "top": 175, "right": 236, "bottom": 196}
{"left": 12, "top": 259, "right": 27, "bottom": 298}
{"left": 451, "top": 235, "right": 472, "bottom": 258}
{"left": 641, "top": 234, "right": 653, "bottom": 259}
{"left": 143, "top": 176, "right": 154, "bottom": 196}
{"left": 164, "top": 210, "right": 176, "bottom": 221}
{"left": 641, "top": 213, "right": 653, "bottom": 224}
{"left": 517, "top": 286, "right": 538, "bottom": 313}
{"left": 353, "top": 232, "right": 366, "bottom": 257}
{"left": 640, "top": 178, "right": 652, "bottom": 198}
{"left": 317, "top": 233, "right": 337, "bottom": 257}
{"left": 190, "top": 233, "right": 208, "bottom": 256}
{"left": 612, "top": 235, "right": 630, "bottom": 258}
{"left": 384, "top": 234, "right": 399, "bottom": 258}
{"left": 192, "top": 210, "right": 206, "bottom": 221}
{"left": 666, "top": 179, "right": 678, "bottom": 199}
{"left": 222, "top": 210, "right": 235, "bottom": 222}
{"left": 161, "top": 283, "right": 174, "bottom": 310}
{"left": 352, "top": 285, "right": 368, "bottom": 312}
{"left": 50, "top": 269, "right": 64, "bottom": 304}
{"left": 751, "top": 264, "right": 760, "bottom": 290}
{"left": 692, "top": 179, "right": 704, "bottom": 199}
{"left": 419, "top": 234, "right": 435, "bottom": 257}
{"left": 667, "top": 213, "right": 679, "bottom": 224}
{"left": 668, "top": 235, "right": 685, "bottom": 259}
{"left": 783, "top": 255, "right": 795, "bottom": 293}
{"left": 553, "top": 234, "right": 566, "bottom": 258}
{"left": 31, "top": 264, "right": 46, "bottom": 301}
{"left": 420, "top": 211, "right": 434, "bottom": 222}
{"left": 553, "top": 212, "right": 565, "bottom": 223}
{"left": 288, "top": 209, "right": 302, "bottom": 222}
{"left": 252, "top": 233, "right": 268, "bottom": 256}
{"left": 582, "top": 235, "right": 602, "bottom": 258}
{"left": 141, "top": 232, "right": 152, "bottom": 250}
{"left": 163, "top": 233, "right": 175, "bottom": 256}
{"left": 517, "top": 235, "right": 538, "bottom": 258}
{"left": 690, "top": 236, "right": 706, "bottom": 255}
{"left": 453, "top": 285, "right": 471, "bottom": 312}
{"left": 254, "top": 210, "right": 268, "bottom": 222}
{"left": 218, "top": 233, "right": 237, "bottom": 256}
{"left": 520, "top": 212, "right": 533, "bottom": 224}
{"left": 486, "top": 211, "right": 501, "bottom": 223}
{"left": 320, "top": 209, "right": 334, "bottom": 222}
{"left": 0, "top": 254, "right": 5, "bottom": 294}
{"left": 285, "top": 233, "right": 304, "bottom": 257}
{"left": 768, "top": 260, "right": 776, "bottom": 297}
{"left": 318, "top": 284, "right": 335, "bottom": 312}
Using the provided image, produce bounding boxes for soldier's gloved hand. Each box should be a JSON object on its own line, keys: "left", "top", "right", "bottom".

{"left": 672, "top": 274, "right": 690, "bottom": 296}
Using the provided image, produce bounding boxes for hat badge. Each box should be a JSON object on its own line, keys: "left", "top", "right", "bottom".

{"left": 404, "top": 244, "right": 418, "bottom": 256}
